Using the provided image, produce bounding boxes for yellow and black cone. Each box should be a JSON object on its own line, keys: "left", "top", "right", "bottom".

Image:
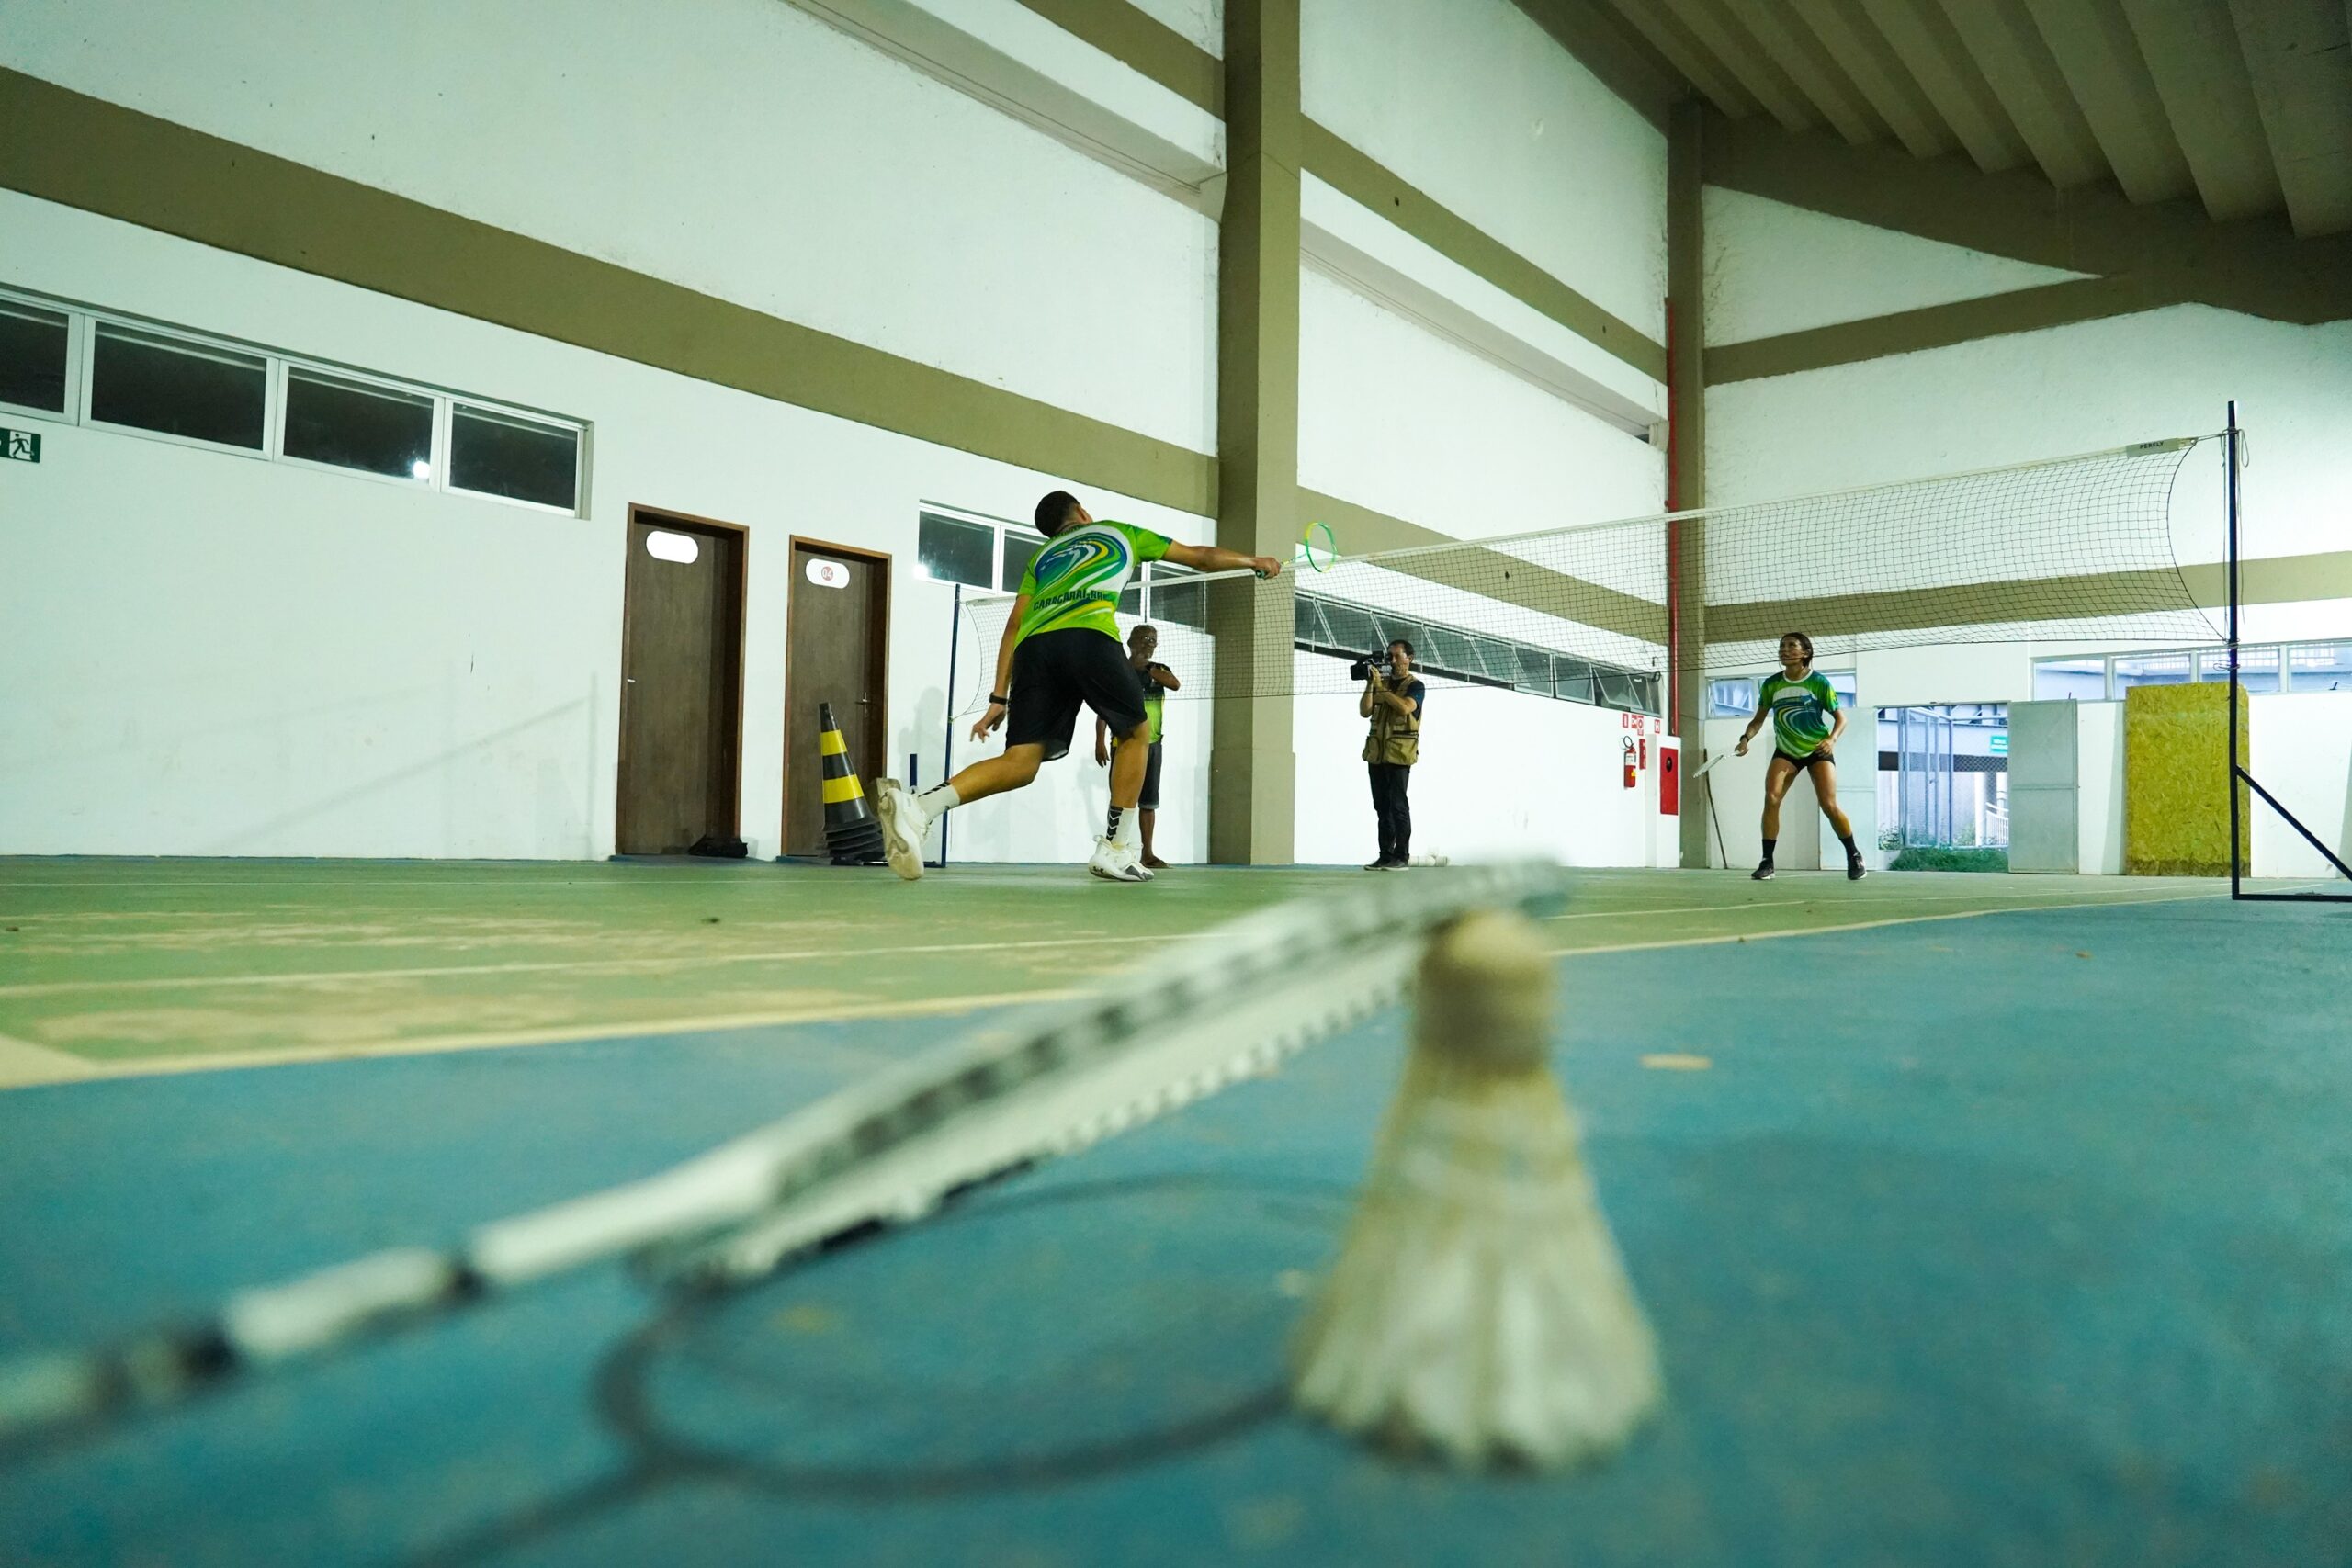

{"left": 818, "top": 702, "right": 887, "bottom": 866}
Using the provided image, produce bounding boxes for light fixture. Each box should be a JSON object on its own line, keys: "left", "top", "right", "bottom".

{"left": 412, "top": 460, "right": 433, "bottom": 481}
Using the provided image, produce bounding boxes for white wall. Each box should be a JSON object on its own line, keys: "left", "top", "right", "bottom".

{"left": 1305, "top": 0, "right": 1665, "bottom": 349}
{"left": 1293, "top": 669, "right": 1670, "bottom": 868}
{"left": 2251, "top": 692, "right": 2352, "bottom": 880}
{"left": 1704, "top": 190, "right": 2352, "bottom": 795}
{"left": 2078, "top": 702, "right": 2126, "bottom": 875}
{"left": 0, "top": 192, "right": 1212, "bottom": 860}
{"left": 2, "top": 0, "right": 1218, "bottom": 454}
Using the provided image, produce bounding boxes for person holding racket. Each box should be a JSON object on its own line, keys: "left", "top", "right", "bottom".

{"left": 875, "top": 491, "right": 1279, "bottom": 884}
{"left": 1735, "top": 631, "right": 1866, "bottom": 882}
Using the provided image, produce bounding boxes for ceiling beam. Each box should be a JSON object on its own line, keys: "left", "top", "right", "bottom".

{"left": 1790, "top": 0, "right": 1953, "bottom": 157}
{"left": 1656, "top": 0, "right": 1822, "bottom": 132}
{"left": 2020, "top": 0, "right": 2196, "bottom": 204}
{"left": 1860, "top": 0, "right": 2031, "bottom": 171}
{"left": 1586, "top": 0, "right": 1761, "bottom": 119}
{"left": 1737, "top": 5, "right": 1886, "bottom": 144}
{"left": 2120, "top": 0, "right": 2283, "bottom": 222}
{"left": 1508, "top": 0, "right": 1687, "bottom": 130}
{"left": 1702, "top": 109, "right": 2352, "bottom": 324}
{"left": 2228, "top": 0, "right": 2352, "bottom": 237}
{"left": 1933, "top": 0, "right": 2107, "bottom": 187}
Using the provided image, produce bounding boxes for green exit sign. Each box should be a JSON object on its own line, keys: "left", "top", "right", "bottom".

{"left": 1, "top": 428, "right": 40, "bottom": 464}
{"left": 1990, "top": 732, "right": 2008, "bottom": 755}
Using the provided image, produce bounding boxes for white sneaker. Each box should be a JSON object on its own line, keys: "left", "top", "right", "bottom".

{"left": 874, "top": 778, "right": 928, "bottom": 882}
{"left": 1088, "top": 836, "right": 1153, "bottom": 882}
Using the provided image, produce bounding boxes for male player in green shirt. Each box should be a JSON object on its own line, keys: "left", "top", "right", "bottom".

{"left": 1094, "top": 624, "right": 1180, "bottom": 870}
{"left": 1735, "top": 631, "right": 1867, "bottom": 882}
{"left": 876, "top": 491, "right": 1279, "bottom": 883}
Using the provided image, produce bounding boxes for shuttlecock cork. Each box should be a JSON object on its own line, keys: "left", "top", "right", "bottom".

{"left": 1290, "top": 908, "right": 1661, "bottom": 1469}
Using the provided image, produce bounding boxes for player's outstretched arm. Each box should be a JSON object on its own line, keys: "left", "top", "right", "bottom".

{"left": 1734, "top": 708, "right": 1768, "bottom": 756}
{"left": 1162, "top": 542, "right": 1282, "bottom": 579}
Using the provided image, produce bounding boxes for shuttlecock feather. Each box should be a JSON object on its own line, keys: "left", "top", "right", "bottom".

{"left": 1291, "top": 908, "right": 1660, "bottom": 1469}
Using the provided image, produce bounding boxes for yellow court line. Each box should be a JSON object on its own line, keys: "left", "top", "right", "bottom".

{"left": 1548, "top": 888, "right": 2219, "bottom": 958}
{"left": 0, "top": 987, "right": 1086, "bottom": 1089}
{"left": 0, "top": 932, "right": 1198, "bottom": 998}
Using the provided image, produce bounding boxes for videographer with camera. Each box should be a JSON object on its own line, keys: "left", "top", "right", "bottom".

{"left": 1355, "top": 639, "right": 1425, "bottom": 870}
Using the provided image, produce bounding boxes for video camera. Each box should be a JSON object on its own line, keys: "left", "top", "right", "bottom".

{"left": 1349, "top": 652, "right": 1395, "bottom": 682}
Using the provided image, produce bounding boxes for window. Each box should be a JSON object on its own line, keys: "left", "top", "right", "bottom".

{"left": 90, "top": 322, "right": 266, "bottom": 449}
{"left": 2201, "top": 648, "right": 2279, "bottom": 694}
{"left": 1706, "top": 679, "right": 1758, "bottom": 717}
{"left": 0, "top": 283, "right": 590, "bottom": 515}
{"left": 2033, "top": 657, "right": 2107, "bottom": 700}
{"left": 2287, "top": 643, "right": 2351, "bottom": 694}
{"left": 917, "top": 512, "right": 994, "bottom": 587}
{"left": 449, "top": 404, "right": 580, "bottom": 511}
{"left": 0, "top": 299, "right": 69, "bottom": 413}
{"left": 283, "top": 368, "right": 434, "bottom": 480}
{"left": 999, "top": 531, "right": 1042, "bottom": 592}
{"left": 2111, "top": 651, "right": 2193, "bottom": 692}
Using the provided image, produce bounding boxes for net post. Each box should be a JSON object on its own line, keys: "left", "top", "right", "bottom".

{"left": 2225, "top": 402, "right": 2241, "bottom": 899}
{"left": 940, "top": 581, "right": 960, "bottom": 869}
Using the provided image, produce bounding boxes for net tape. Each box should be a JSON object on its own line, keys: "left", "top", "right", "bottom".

{"left": 952, "top": 436, "right": 2216, "bottom": 716}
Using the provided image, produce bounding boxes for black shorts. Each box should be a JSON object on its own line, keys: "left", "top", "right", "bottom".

{"left": 1006, "top": 628, "right": 1149, "bottom": 763}
{"left": 1138, "top": 739, "right": 1164, "bottom": 810}
{"left": 1775, "top": 747, "right": 1834, "bottom": 769}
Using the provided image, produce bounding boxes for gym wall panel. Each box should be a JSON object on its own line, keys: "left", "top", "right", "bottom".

{"left": 2122, "top": 682, "right": 2247, "bottom": 876}
{"left": 0, "top": 0, "right": 1217, "bottom": 454}
{"left": 0, "top": 192, "right": 1213, "bottom": 861}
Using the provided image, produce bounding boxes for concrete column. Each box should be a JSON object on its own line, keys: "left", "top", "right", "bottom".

{"left": 1668, "top": 99, "right": 1712, "bottom": 869}
{"left": 1207, "top": 0, "right": 1300, "bottom": 865}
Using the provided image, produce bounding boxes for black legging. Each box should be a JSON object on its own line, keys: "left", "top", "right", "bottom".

{"left": 1368, "top": 763, "right": 1412, "bottom": 863}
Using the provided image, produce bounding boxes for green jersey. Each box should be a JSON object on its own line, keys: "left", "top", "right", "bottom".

{"left": 1014, "top": 521, "right": 1170, "bottom": 643}
{"left": 1113, "top": 660, "right": 1173, "bottom": 747}
{"left": 1759, "top": 671, "right": 1838, "bottom": 756}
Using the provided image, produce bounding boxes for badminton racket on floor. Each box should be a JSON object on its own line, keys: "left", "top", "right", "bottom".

{"left": 0, "top": 861, "right": 1571, "bottom": 1452}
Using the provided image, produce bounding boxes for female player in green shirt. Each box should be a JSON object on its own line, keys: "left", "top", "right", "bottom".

{"left": 1734, "top": 631, "right": 1866, "bottom": 882}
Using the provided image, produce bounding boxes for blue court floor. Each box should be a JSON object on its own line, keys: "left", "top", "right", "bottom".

{"left": 1, "top": 893, "right": 2346, "bottom": 1566}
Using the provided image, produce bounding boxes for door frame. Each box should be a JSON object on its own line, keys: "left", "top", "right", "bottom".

{"left": 616, "top": 503, "right": 752, "bottom": 853}
{"left": 780, "top": 534, "right": 893, "bottom": 858}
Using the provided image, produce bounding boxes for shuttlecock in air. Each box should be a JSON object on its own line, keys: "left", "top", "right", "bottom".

{"left": 1290, "top": 908, "right": 1660, "bottom": 1469}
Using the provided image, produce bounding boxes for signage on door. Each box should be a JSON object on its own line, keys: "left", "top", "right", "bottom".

{"left": 805, "top": 558, "right": 850, "bottom": 589}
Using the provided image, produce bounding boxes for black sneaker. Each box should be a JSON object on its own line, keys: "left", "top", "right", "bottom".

{"left": 1363, "top": 858, "right": 1391, "bottom": 871}
{"left": 1847, "top": 856, "right": 1868, "bottom": 881}
{"left": 1751, "top": 861, "right": 1775, "bottom": 881}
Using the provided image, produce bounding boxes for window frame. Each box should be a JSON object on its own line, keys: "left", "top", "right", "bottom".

{"left": 83, "top": 314, "right": 277, "bottom": 461}
{"left": 445, "top": 395, "right": 590, "bottom": 516}
{"left": 276, "top": 358, "right": 443, "bottom": 493}
{"left": 0, "top": 289, "right": 82, "bottom": 425}
{"left": 0, "top": 280, "right": 591, "bottom": 517}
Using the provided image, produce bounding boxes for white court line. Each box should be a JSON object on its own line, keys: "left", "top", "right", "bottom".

{"left": 1, "top": 889, "right": 2227, "bottom": 1089}
{"left": 0, "top": 933, "right": 1192, "bottom": 998}
{"left": 0, "top": 987, "right": 1086, "bottom": 1089}
{"left": 0, "top": 1031, "right": 99, "bottom": 1090}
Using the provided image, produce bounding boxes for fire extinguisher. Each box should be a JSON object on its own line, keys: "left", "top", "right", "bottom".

{"left": 1623, "top": 736, "right": 1638, "bottom": 789}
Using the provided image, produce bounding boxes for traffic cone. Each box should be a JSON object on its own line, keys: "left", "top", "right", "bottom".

{"left": 818, "top": 702, "right": 887, "bottom": 866}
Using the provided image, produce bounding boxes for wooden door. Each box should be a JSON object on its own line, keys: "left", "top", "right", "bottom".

{"left": 783, "top": 537, "right": 890, "bottom": 856}
{"left": 617, "top": 509, "right": 747, "bottom": 854}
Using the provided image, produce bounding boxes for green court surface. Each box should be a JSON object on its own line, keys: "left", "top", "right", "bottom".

{"left": 0, "top": 858, "right": 2228, "bottom": 1082}
{"left": 0, "top": 860, "right": 2346, "bottom": 1566}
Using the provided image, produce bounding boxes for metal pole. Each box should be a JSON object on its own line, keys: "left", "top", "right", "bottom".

{"left": 2225, "top": 402, "right": 2241, "bottom": 897}
{"left": 940, "top": 582, "right": 960, "bottom": 869}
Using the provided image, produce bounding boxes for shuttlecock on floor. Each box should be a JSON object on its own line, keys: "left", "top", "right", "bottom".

{"left": 1290, "top": 908, "right": 1660, "bottom": 1470}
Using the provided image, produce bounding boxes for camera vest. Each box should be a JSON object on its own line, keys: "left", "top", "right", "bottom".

{"left": 1363, "top": 683, "right": 1421, "bottom": 766}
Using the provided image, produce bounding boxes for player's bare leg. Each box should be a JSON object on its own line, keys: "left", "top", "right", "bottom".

{"left": 1755, "top": 756, "right": 1797, "bottom": 880}
{"left": 1811, "top": 759, "right": 1867, "bottom": 880}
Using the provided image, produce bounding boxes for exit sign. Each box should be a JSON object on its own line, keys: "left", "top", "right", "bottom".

{"left": 1, "top": 428, "right": 40, "bottom": 464}
{"left": 1990, "top": 733, "right": 2008, "bottom": 755}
